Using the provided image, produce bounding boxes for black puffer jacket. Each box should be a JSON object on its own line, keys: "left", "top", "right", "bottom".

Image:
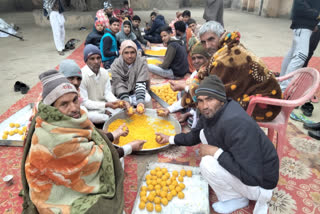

{"left": 290, "top": 0, "right": 320, "bottom": 30}
{"left": 145, "top": 15, "right": 166, "bottom": 37}
{"left": 85, "top": 28, "right": 104, "bottom": 48}
{"left": 174, "top": 99, "right": 279, "bottom": 189}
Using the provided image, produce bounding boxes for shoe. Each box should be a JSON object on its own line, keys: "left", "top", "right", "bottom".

{"left": 14, "top": 81, "right": 22, "bottom": 92}
{"left": 20, "top": 83, "right": 29, "bottom": 94}
{"left": 308, "top": 130, "right": 320, "bottom": 140}
{"left": 212, "top": 198, "right": 249, "bottom": 214}
{"left": 79, "top": 26, "right": 87, "bottom": 31}
{"left": 301, "top": 102, "right": 314, "bottom": 117}
{"left": 58, "top": 51, "right": 64, "bottom": 56}
{"left": 304, "top": 122, "right": 320, "bottom": 131}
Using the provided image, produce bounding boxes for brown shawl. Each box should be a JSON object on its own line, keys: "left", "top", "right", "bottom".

{"left": 182, "top": 31, "right": 282, "bottom": 122}
{"left": 111, "top": 55, "right": 149, "bottom": 97}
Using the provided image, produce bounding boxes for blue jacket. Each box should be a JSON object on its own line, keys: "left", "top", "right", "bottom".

{"left": 100, "top": 29, "right": 118, "bottom": 62}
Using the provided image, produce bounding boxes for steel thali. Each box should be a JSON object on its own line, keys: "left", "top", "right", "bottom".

{"left": 103, "top": 108, "right": 181, "bottom": 154}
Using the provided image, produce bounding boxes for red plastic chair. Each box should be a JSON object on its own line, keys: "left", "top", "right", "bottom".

{"left": 246, "top": 67, "right": 320, "bottom": 151}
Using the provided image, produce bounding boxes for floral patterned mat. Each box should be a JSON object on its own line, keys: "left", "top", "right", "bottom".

{"left": 155, "top": 122, "right": 320, "bottom": 214}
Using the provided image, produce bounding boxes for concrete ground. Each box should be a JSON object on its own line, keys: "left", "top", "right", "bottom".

{"left": 0, "top": 8, "right": 320, "bottom": 184}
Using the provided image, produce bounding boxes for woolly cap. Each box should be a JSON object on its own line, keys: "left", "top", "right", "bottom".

{"left": 83, "top": 44, "right": 101, "bottom": 62}
{"left": 59, "top": 59, "right": 82, "bottom": 78}
{"left": 39, "top": 70, "right": 77, "bottom": 105}
{"left": 191, "top": 42, "right": 211, "bottom": 59}
{"left": 195, "top": 75, "right": 226, "bottom": 102}
{"left": 119, "top": 40, "right": 137, "bottom": 55}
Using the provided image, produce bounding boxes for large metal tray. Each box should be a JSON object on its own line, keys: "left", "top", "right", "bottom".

{"left": 103, "top": 108, "right": 181, "bottom": 153}
{"left": 0, "top": 103, "right": 34, "bottom": 147}
{"left": 132, "top": 162, "right": 210, "bottom": 214}
{"left": 149, "top": 90, "right": 169, "bottom": 108}
{"left": 144, "top": 47, "right": 167, "bottom": 57}
{"left": 146, "top": 57, "right": 163, "bottom": 65}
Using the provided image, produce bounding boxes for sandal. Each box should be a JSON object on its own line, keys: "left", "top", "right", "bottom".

{"left": 290, "top": 112, "right": 315, "bottom": 124}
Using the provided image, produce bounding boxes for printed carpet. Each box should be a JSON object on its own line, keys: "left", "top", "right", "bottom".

{"left": 0, "top": 43, "right": 320, "bottom": 214}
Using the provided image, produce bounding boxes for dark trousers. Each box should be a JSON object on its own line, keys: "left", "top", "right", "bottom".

{"left": 144, "top": 34, "right": 162, "bottom": 43}
{"left": 103, "top": 58, "right": 115, "bottom": 69}
{"left": 303, "top": 28, "right": 320, "bottom": 67}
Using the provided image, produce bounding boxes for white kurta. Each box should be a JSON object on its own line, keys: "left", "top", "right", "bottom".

{"left": 80, "top": 65, "right": 119, "bottom": 123}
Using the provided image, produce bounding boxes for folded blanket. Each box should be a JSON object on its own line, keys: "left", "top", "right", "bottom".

{"left": 182, "top": 31, "right": 282, "bottom": 122}
{"left": 21, "top": 102, "right": 124, "bottom": 214}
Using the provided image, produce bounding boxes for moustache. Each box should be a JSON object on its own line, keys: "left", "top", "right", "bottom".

{"left": 69, "top": 111, "right": 81, "bottom": 119}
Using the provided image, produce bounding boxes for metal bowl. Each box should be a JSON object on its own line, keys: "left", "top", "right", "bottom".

{"left": 103, "top": 108, "right": 181, "bottom": 154}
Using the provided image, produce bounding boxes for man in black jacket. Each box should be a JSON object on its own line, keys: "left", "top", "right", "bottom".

{"left": 157, "top": 75, "right": 279, "bottom": 214}
{"left": 144, "top": 14, "right": 165, "bottom": 43}
{"left": 280, "top": 0, "right": 320, "bottom": 91}
{"left": 148, "top": 25, "right": 189, "bottom": 79}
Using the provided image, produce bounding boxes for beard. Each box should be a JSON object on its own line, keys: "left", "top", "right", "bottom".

{"left": 200, "top": 103, "right": 223, "bottom": 119}
{"left": 208, "top": 48, "right": 218, "bottom": 56}
{"left": 89, "top": 64, "right": 100, "bottom": 74}
{"left": 68, "top": 110, "right": 81, "bottom": 119}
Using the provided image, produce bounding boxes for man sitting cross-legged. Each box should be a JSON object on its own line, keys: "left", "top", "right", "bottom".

{"left": 157, "top": 42, "right": 210, "bottom": 128}
{"left": 111, "top": 40, "right": 152, "bottom": 110}
{"left": 21, "top": 70, "right": 145, "bottom": 214}
{"left": 148, "top": 25, "right": 189, "bottom": 79}
{"left": 80, "top": 44, "right": 130, "bottom": 127}
{"left": 59, "top": 59, "right": 129, "bottom": 143}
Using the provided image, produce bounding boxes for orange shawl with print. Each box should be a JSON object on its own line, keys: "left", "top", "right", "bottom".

{"left": 22, "top": 102, "right": 123, "bottom": 214}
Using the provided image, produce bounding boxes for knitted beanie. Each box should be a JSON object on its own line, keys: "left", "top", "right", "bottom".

{"left": 191, "top": 42, "right": 210, "bottom": 59}
{"left": 119, "top": 40, "right": 137, "bottom": 55}
{"left": 83, "top": 44, "right": 101, "bottom": 62}
{"left": 39, "top": 70, "right": 78, "bottom": 105}
{"left": 59, "top": 59, "right": 82, "bottom": 78}
{"left": 195, "top": 75, "right": 226, "bottom": 102}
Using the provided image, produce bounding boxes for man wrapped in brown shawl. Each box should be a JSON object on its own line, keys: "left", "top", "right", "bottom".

{"left": 182, "top": 31, "right": 282, "bottom": 122}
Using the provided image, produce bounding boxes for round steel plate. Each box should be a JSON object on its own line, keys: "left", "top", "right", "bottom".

{"left": 103, "top": 108, "right": 181, "bottom": 154}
